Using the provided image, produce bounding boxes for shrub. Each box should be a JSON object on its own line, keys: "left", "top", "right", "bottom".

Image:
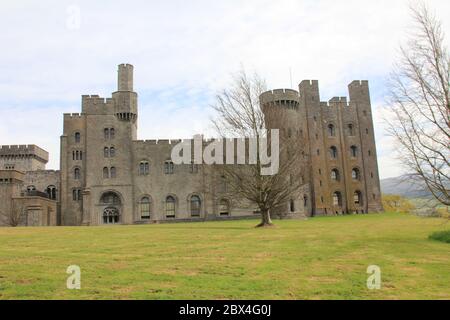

{"left": 429, "top": 230, "right": 450, "bottom": 244}
{"left": 382, "top": 194, "right": 415, "bottom": 213}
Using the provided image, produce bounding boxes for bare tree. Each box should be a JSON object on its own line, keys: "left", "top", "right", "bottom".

{"left": 0, "top": 201, "right": 26, "bottom": 227}
{"left": 211, "top": 70, "right": 306, "bottom": 227}
{"left": 386, "top": 3, "right": 450, "bottom": 206}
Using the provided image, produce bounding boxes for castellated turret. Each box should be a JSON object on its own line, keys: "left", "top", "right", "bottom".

{"left": 260, "top": 89, "right": 301, "bottom": 136}
{"left": 113, "top": 63, "right": 138, "bottom": 122}
{"left": 118, "top": 63, "right": 134, "bottom": 92}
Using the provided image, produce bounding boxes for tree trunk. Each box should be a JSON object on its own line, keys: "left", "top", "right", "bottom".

{"left": 256, "top": 209, "right": 274, "bottom": 228}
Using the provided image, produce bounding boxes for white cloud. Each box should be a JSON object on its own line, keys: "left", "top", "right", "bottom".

{"left": 0, "top": 0, "right": 449, "bottom": 178}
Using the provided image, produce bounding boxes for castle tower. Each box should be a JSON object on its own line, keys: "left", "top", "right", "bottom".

{"left": 259, "top": 89, "right": 311, "bottom": 216}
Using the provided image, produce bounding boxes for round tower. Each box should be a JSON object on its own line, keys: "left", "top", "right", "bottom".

{"left": 259, "top": 88, "right": 300, "bottom": 136}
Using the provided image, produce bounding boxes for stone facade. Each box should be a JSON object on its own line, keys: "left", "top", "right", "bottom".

{"left": 0, "top": 170, "right": 57, "bottom": 226}
{"left": 0, "top": 64, "right": 383, "bottom": 226}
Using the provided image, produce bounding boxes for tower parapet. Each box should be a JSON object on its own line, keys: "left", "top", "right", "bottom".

{"left": 260, "top": 88, "right": 300, "bottom": 110}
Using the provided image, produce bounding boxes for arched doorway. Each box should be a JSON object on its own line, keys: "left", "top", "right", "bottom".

{"left": 100, "top": 191, "right": 122, "bottom": 224}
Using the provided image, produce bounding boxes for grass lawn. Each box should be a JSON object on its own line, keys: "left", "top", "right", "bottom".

{"left": 0, "top": 212, "right": 449, "bottom": 300}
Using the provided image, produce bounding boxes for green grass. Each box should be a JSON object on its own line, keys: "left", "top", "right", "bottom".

{"left": 429, "top": 230, "right": 450, "bottom": 244}
{"left": 0, "top": 212, "right": 449, "bottom": 300}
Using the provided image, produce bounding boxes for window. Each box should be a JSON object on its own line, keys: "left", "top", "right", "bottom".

{"left": 139, "top": 161, "right": 150, "bottom": 175}
{"left": 101, "top": 192, "right": 121, "bottom": 205}
{"left": 109, "top": 147, "right": 115, "bottom": 158}
{"left": 368, "top": 150, "right": 372, "bottom": 157}
{"left": 104, "top": 128, "right": 115, "bottom": 140}
{"left": 330, "top": 146, "right": 338, "bottom": 159}
{"left": 331, "top": 169, "right": 340, "bottom": 181}
{"left": 72, "top": 189, "right": 81, "bottom": 201}
{"left": 75, "top": 132, "right": 81, "bottom": 143}
{"left": 366, "top": 128, "right": 369, "bottom": 135}
{"left": 103, "top": 167, "right": 109, "bottom": 179}
{"left": 328, "top": 124, "right": 335, "bottom": 137}
{"left": 165, "top": 196, "right": 176, "bottom": 218}
{"left": 74, "top": 168, "right": 81, "bottom": 180}
{"left": 348, "top": 124, "right": 354, "bottom": 136}
{"left": 27, "top": 185, "right": 36, "bottom": 192}
{"left": 104, "top": 147, "right": 109, "bottom": 158}
{"left": 303, "top": 195, "right": 308, "bottom": 207}
{"left": 290, "top": 199, "right": 295, "bottom": 213}
{"left": 317, "top": 149, "right": 320, "bottom": 156}
{"left": 219, "top": 199, "right": 230, "bottom": 216}
{"left": 190, "top": 195, "right": 201, "bottom": 217}
{"left": 352, "top": 168, "right": 360, "bottom": 180}
{"left": 332, "top": 192, "right": 342, "bottom": 207}
{"left": 46, "top": 185, "right": 57, "bottom": 200}
{"left": 354, "top": 191, "right": 362, "bottom": 205}
{"left": 164, "top": 160, "right": 174, "bottom": 174}
{"left": 103, "top": 207, "right": 119, "bottom": 224}
{"left": 139, "top": 197, "right": 151, "bottom": 219}
{"left": 350, "top": 145, "right": 358, "bottom": 158}
{"left": 110, "top": 167, "right": 116, "bottom": 178}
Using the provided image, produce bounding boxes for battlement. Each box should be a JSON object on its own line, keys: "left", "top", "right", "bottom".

{"left": 0, "top": 145, "right": 49, "bottom": 162}
{"left": 260, "top": 88, "right": 300, "bottom": 110}
{"left": 348, "top": 80, "right": 369, "bottom": 88}
{"left": 63, "top": 113, "right": 84, "bottom": 118}
{"left": 82, "top": 95, "right": 113, "bottom": 105}
{"left": 329, "top": 97, "right": 348, "bottom": 103}
{"left": 133, "top": 139, "right": 186, "bottom": 145}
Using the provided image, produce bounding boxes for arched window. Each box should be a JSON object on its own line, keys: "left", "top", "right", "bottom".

{"left": 27, "top": 185, "right": 36, "bottom": 192}
{"left": 110, "top": 167, "right": 116, "bottom": 178}
{"left": 109, "top": 147, "right": 115, "bottom": 158}
{"left": 347, "top": 124, "right": 354, "bottom": 136}
{"left": 104, "top": 147, "right": 109, "bottom": 158}
{"left": 331, "top": 169, "right": 340, "bottom": 181}
{"left": 139, "top": 197, "right": 151, "bottom": 219}
{"left": 103, "top": 167, "right": 109, "bottom": 179}
{"left": 164, "top": 160, "right": 174, "bottom": 174}
{"left": 139, "top": 161, "right": 149, "bottom": 175}
{"left": 354, "top": 191, "right": 363, "bottom": 205}
{"left": 165, "top": 196, "right": 176, "bottom": 218}
{"left": 219, "top": 199, "right": 230, "bottom": 216}
{"left": 75, "top": 132, "right": 81, "bottom": 143}
{"left": 350, "top": 145, "right": 358, "bottom": 158}
{"left": 352, "top": 168, "right": 360, "bottom": 180}
{"left": 104, "top": 128, "right": 110, "bottom": 140}
{"left": 190, "top": 195, "right": 201, "bottom": 217}
{"left": 46, "top": 185, "right": 57, "bottom": 200}
{"left": 328, "top": 124, "right": 335, "bottom": 137}
{"left": 103, "top": 207, "right": 119, "bottom": 224}
{"left": 72, "top": 188, "right": 81, "bottom": 201}
{"left": 110, "top": 128, "right": 115, "bottom": 139}
{"left": 74, "top": 168, "right": 81, "bottom": 180}
{"left": 290, "top": 199, "right": 295, "bottom": 213}
{"left": 332, "top": 191, "right": 342, "bottom": 207}
{"left": 330, "top": 146, "right": 338, "bottom": 159}
{"left": 101, "top": 192, "right": 121, "bottom": 205}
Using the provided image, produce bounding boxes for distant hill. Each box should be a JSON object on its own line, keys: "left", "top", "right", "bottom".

{"left": 380, "top": 176, "right": 432, "bottom": 198}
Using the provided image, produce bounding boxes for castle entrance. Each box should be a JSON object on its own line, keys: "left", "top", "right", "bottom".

{"left": 100, "top": 191, "right": 122, "bottom": 224}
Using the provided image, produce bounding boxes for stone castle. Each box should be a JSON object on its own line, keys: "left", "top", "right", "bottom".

{"left": 0, "top": 64, "right": 383, "bottom": 226}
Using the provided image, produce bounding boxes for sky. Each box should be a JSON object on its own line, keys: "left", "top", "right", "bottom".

{"left": 0, "top": 0, "right": 449, "bottom": 178}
